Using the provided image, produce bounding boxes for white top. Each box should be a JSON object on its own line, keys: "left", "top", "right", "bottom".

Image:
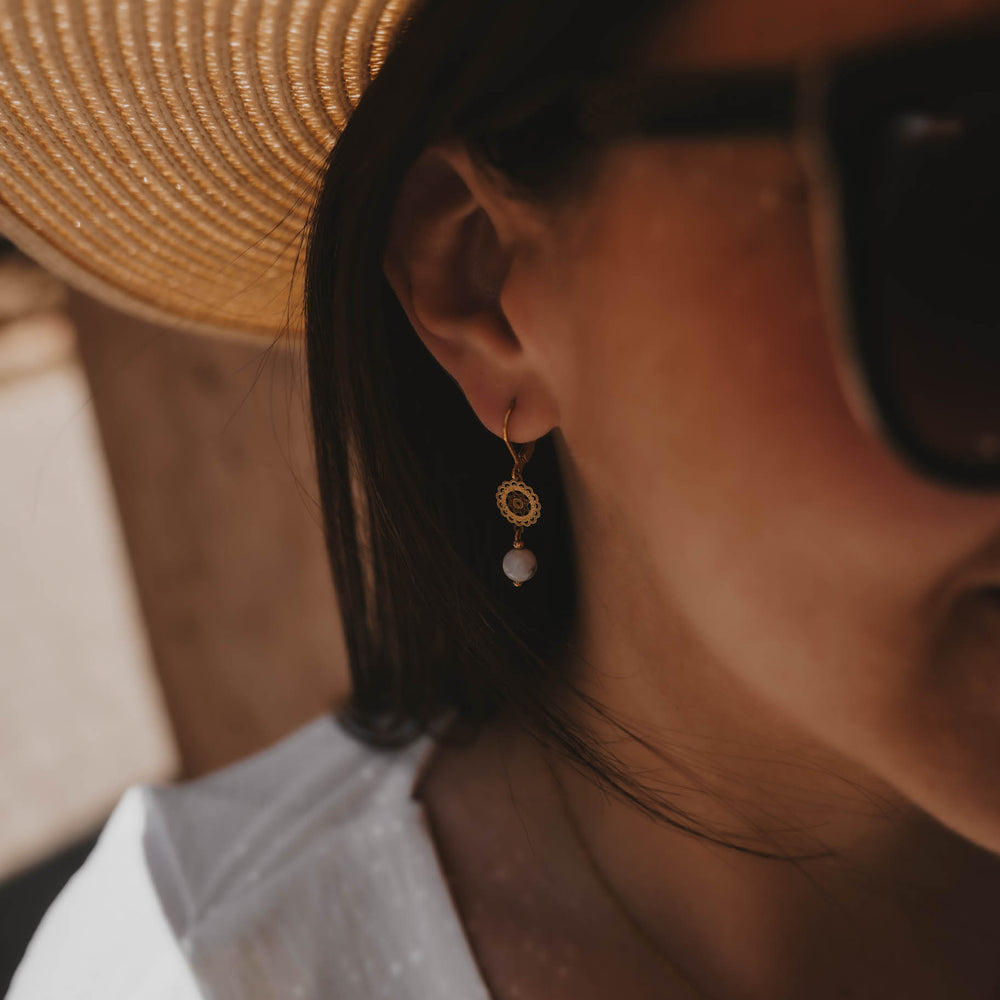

{"left": 7, "top": 713, "right": 493, "bottom": 1000}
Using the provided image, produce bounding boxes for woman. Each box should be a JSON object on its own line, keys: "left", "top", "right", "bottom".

{"left": 7, "top": 0, "right": 1000, "bottom": 997}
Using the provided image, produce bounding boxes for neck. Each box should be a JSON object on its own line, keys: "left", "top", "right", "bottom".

{"left": 545, "top": 478, "right": 1000, "bottom": 999}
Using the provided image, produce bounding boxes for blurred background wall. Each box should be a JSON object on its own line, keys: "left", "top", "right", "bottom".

{"left": 0, "top": 241, "right": 349, "bottom": 986}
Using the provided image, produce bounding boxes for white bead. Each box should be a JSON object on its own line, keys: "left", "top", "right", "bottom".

{"left": 503, "top": 547, "right": 537, "bottom": 584}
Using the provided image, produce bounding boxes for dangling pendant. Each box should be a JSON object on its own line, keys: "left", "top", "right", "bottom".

{"left": 497, "top": 401, "right": 541, "bottom": 587}
{"left": 502, "top": 531, "right": 538, "bottom": 586}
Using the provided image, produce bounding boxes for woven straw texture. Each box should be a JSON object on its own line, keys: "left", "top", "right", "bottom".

{"left": 0, "top": 0, "right": 412, "bottom": 340}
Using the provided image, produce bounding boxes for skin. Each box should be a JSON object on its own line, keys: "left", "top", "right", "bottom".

{"left": 383, "top": 1, "right": 1000, "bottom": 996}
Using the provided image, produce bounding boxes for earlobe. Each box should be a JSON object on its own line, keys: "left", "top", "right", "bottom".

{"left": 382, "top": 141, "right": 556, "bottom": 442}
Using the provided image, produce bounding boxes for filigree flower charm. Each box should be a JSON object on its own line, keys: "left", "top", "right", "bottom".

{"left": 496, "top": 479, "right": 542, "bottom": 527}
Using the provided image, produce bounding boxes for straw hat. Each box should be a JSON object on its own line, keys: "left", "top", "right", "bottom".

{"left": 0, "top": 0, "right": 415, "bottom": 341}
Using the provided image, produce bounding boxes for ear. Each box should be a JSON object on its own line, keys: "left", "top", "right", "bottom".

{"left": 382, "top": 139, "right": 557, "bottom": 443}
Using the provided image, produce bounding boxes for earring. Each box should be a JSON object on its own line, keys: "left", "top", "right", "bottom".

{"left": 496, "top": 399, "right": 541, "bottom": 587}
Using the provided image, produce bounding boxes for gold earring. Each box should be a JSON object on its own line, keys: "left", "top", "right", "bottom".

{"left": 496, "top": 399, "right": 541, "bottom": 586}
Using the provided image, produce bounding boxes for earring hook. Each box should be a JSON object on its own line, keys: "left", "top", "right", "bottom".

{"left": 503, "top": 399, "right": 535, "bottom": 478}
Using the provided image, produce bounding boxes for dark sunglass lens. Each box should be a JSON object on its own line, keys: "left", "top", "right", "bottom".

{"left": 877, "top": 100, "right": 1000, "bottom": 467}
{"left": 829, "top": 29, "right": 1000, "bottom": 485}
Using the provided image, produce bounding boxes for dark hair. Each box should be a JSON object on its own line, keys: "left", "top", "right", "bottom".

{"left": 302, "top": 0, "right": 777, "bottom": 853}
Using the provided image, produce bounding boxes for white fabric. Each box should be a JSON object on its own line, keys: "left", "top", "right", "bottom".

{"left": 7, "top": 714, "right": 492, "bottom": 1000}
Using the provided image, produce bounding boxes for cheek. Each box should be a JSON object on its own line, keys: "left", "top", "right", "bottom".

{"left": 561, "top": 147, "right": 900, "bottom": 677}
{"left": 549, "top": 141, "right": 1000, "bottom": 838}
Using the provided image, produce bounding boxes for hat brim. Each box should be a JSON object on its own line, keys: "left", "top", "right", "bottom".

{"left": 0, "top": 0, "right": 413, "bottom": 340}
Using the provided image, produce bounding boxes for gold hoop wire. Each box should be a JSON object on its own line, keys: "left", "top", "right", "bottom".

{"left": 503, "top": 399, "right": 535, "bottom": 477}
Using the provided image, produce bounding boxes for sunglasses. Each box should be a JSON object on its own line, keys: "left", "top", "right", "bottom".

{"left": 572, "top": 17, "right": 1000, "bottom": 491}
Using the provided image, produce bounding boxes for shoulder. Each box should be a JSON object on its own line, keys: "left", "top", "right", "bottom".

{"left": 7, "top": 713, "right": 448, "bottom": 1000}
